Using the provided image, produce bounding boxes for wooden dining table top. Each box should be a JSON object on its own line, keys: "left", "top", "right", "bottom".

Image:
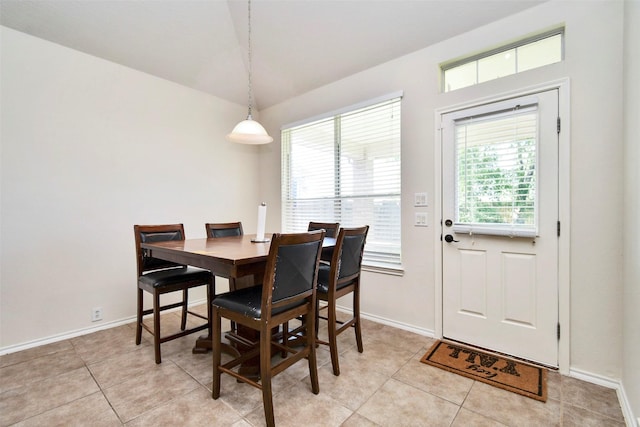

{"left": 140, "top": 233, "right": 336, "bottom": 279}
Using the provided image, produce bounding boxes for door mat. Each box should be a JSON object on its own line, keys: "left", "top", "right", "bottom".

{"left": 420, "top": 340, "right": 547, "bottom": 402}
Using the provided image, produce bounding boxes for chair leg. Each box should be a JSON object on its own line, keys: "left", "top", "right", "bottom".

{"left": 180, "top": 289, "right": 188, "bottom": 331}
{"left": 211, "top": 308, "right": 222, "bottom": 400}
{"left": 305, "top": 312, "right": 320, "bottom": 394}
{"left": 327, "top": 299, "right": 340, "bottom": 376}
{"left": 207, "top": 279, "right": 214, "bottom": 339}
{"left": 315, "top": 299, "right": 321, "bottom": 336}
{"left": 314, "top": 299, "right": 322, "bottom": 349}
{"left": 281, "top": 322, "right": 289, "bottom": 358}
{"left": 260, "top": 325, "right": 276, "bottom": 427}
{"left": 153, "top": 291, "right": 162, "bottom": 364}
{"left": 354, "top": 284, "right": 363, "bottom": 353}
{"left": 136, "top": 287, "right": 143, "bottom": 345}
{"left": 228, "top": 278, "right": 237, "bottom": 334}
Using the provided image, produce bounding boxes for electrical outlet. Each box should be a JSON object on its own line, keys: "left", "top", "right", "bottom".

{"left": 415, "top": 212, "right": 428, "bottom": 226}
{"left": 91, "top": 307, "right": 103, "bottom": 322}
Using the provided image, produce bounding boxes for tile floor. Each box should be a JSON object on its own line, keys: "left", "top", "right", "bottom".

{"left": 0, "top": 304, "right": 626, "bottom": 426}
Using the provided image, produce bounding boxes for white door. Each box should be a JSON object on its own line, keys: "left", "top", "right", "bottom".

{"left": 441, "top": 90, "right": 559, "bottom": 367}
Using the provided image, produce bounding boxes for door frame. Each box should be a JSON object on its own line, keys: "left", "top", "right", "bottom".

{"left": 433, "top": 79, "right": 571, "bottom": 374}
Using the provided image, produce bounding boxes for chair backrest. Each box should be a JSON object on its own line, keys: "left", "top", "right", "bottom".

{"left": 308, "top": 222, "right": 340, "bottom": 238}
{"left": 205, "top": 222, "right": 244, "bottom": 238}
{"left": 134, "top": 224, "right": 185, "bottom": 276}
{"left": 330, "top": 226, "right": 369, "bottom": 283}
{"left": 261, "top": 230, "right": 325, "bottom": 317}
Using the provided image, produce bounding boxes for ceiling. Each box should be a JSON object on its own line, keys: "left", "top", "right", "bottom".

{"left": 0, "top": 0, "right": 546, "bottom": 110}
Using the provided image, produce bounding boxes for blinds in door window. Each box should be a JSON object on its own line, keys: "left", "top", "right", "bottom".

{"left": 453, "top": 103, "right": 539, "bottom": 237}
{"left": 281, "top": 96, "right": 402, "bottom": 267}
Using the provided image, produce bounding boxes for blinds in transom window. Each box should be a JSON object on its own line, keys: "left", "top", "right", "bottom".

{"left": 281, "top": 96, "right": 402, "bottom": 267}
{"left": 453, "top": 103, "right": 539, "bottom": 237}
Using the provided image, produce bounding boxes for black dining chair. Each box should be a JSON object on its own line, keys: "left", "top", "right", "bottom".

{"left": 205, "top": 222, "right": 245, "bottom": 333}
{"left": 316, "top": 225, "right": 369, "bottom": 376}
{"left": 308, "top": 221, "right": 339, "bottom": 262}
{"left": 211, "top": 230, "right": 325, "bottom": 427}
{"left": 281, "top": 221, "right": 340, "bottom": 352}
{"left": 307, "top": 221, "right": 340, "bottom": 237}
{"left": 205, "top": 222, "right": 244, "bottom": 238}
{"left": 134, "top": 224, "right": 214, "bottom": 364}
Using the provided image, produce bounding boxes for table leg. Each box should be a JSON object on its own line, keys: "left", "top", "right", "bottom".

{"left": 192, "top": 274, "right": 259, "bottom": 355}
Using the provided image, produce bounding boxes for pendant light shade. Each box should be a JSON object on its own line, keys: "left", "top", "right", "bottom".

{"left": 226, "top": 116, "right": 273, "bottom": 145}
{"left": 227, "top": 0, "right": 272, "bottom": 145}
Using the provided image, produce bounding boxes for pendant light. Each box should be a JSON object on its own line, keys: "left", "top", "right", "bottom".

{"left": 226, "top": 0, "right": 273, "bottom": 144}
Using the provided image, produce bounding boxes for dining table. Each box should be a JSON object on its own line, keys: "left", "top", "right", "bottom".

{"left": 140, "top": 233, "right": 336, "bottom": 355}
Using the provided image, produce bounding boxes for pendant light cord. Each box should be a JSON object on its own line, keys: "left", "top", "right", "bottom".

{"left": 247, "top": 0, "right": 254, "bottom": 119}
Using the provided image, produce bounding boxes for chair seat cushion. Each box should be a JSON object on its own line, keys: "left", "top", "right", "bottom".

{"left": 213, "top": 286, "right": 304, "bottom": 319}
{"left": 316, "top": 264, "right": 354, "bottom": 294}
{"left": 139, "top": 266, "right": 211, "bottom": 288}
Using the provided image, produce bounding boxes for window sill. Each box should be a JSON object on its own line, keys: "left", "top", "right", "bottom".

{"left": 362, "top": 263, "right": 404, "bottom": 276}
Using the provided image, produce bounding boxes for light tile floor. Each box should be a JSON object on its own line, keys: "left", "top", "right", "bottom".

{"left": 0, "top": 305, "right": 626, "bottom": 426}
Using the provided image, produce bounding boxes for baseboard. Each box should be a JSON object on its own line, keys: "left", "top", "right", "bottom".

{"left": 0, "top": 316, "right": 136, "bottom": 356}
{"left": 570, "top": 368, "right": 637, "bottom": 427}
{"left": 0, "top": 297, "right": 209, "bottom": 356}
{"left": 336, "top": 304, "right": 435, "bottom": 338}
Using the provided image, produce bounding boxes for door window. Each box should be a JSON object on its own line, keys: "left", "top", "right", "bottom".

{"left": 451, "top": 99, "right": 539, "bottom": 237}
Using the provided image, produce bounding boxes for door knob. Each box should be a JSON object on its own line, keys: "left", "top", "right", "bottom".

{"left": 444, "top": 234, "right": 459, "bottom": 243}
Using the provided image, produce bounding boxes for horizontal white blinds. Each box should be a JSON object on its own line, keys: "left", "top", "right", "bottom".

{"left": 282, "top": 97, "right": 402, "bottom": 266}
{"left": 454, "top": 104, "right": 539, "bottom": 237}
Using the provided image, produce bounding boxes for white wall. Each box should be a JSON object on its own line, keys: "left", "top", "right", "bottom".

{"left": 623, "top": 0, "right": 640, "bottom": 422}
{"left": 0, "top": 27, "right": 262, "bottom": 349}
{"left": 260, "top": 0, "right": 626, "bottom": 381}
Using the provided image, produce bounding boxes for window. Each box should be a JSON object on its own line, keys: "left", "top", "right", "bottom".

{"left": 453, "top": 101, "right": 539, "bottom": 237}
{"left": 281, "top": 95, "right": 402, "bottom": 269}
{"left": 442, "top": 29, "right": 563, "bottom": 92}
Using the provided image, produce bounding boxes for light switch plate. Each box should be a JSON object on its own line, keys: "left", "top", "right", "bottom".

{"left": 414, "top": 192, "right": 428, "bottom": 206}
{"left": 415, "top": 212, "right": 428, "bottom": 226}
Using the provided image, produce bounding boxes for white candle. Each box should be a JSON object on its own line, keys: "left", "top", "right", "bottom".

{"left": 256, "top": 202, "right": 267, "bottom": 241}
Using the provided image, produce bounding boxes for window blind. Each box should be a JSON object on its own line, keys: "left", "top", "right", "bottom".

{"left": 281, "top": 96, "right": 402, "bottom": 267}
{"left": 453, "top": 104, "right": 539, "bottom": 237}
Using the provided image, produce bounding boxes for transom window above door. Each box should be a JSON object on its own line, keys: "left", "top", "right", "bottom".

{"left": 442, "top": 29, "right": 564, "bottom": 92}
